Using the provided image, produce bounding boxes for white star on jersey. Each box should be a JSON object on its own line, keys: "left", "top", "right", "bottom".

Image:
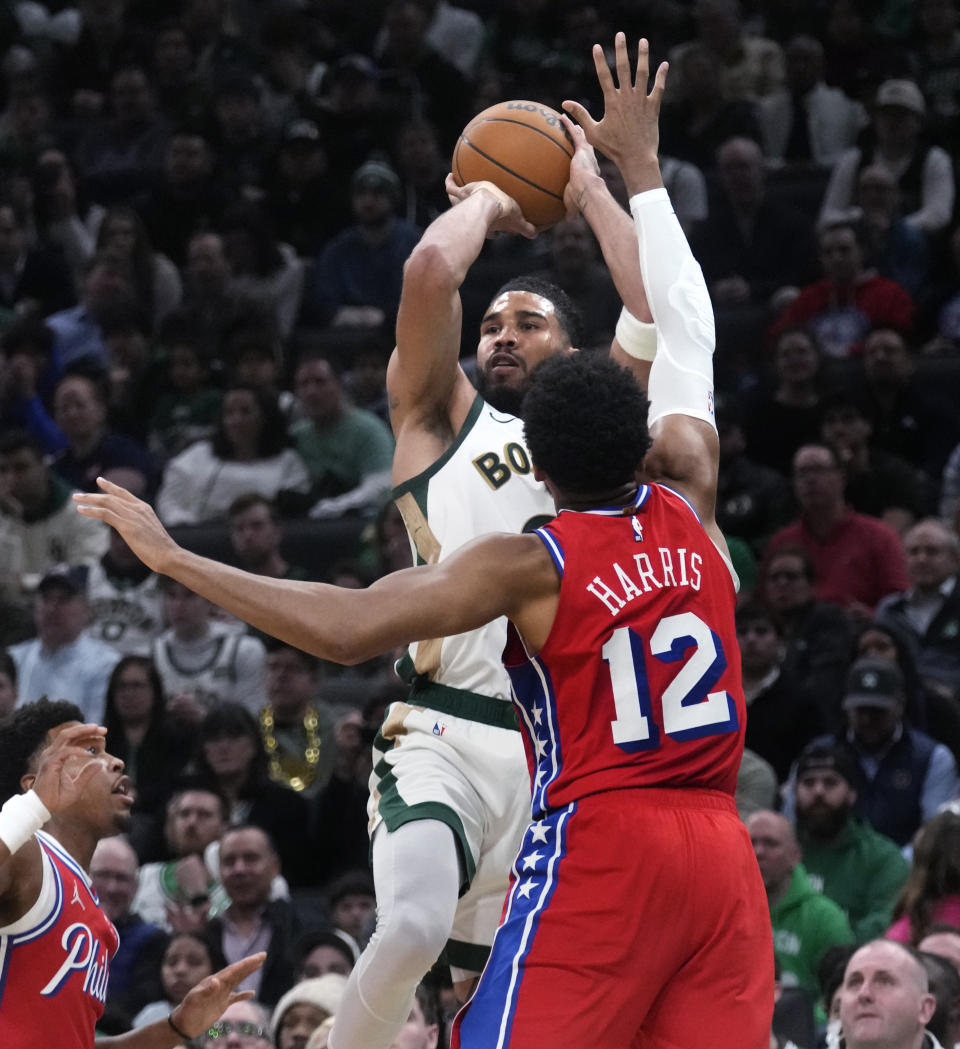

{"left": 522, "top": 851, "right": 544, "bottom": 871}
{"left": 534, "top": 736, "right": 547, "bottom": 758}
{"left": 531, "top": 705, "right": 543, "bottom": 726}
{"left": 530, "top": 822, "right": 549, "bottom": 843}
{"left": 517, "top": 879, "right": 538, "bottom": 899}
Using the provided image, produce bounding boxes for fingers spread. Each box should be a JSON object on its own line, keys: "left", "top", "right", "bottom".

{"left": 591, "top": 42, "right": 614, "bottom": 94}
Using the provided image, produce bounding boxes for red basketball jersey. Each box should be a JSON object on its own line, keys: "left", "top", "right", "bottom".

{"left": 0, "top": 830, "right": 119, "bottom": 1049}
{"left": 505, "top": 483, "right": 746, "bottom": 817}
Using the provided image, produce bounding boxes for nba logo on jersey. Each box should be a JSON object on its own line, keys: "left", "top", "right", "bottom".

{"left": 707, "top": 390, "right": 714, "bottom": 416}
{"left": 631, "top": 517, "right": 644, "bottom": 543}
{"left": 433, "top": 721, "right": 446, "bottom": 737}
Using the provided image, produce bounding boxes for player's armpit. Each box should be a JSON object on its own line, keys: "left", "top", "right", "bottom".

{"left": 643, "top": 414, "right": 719, "bottom": 522}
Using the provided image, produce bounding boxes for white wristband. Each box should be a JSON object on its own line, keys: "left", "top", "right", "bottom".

{"left": 615, "top": 307, "right": 658, "bottom": 361}
{"left": 0, "top": 789, "right": 51, "bottom": 855}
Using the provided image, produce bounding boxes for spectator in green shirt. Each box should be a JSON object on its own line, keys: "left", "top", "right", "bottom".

{"left": 748, "top": 809, "right": 855, "bottom": 1013}
{"left": 288, "top": 354, "right": 393, "bottom": 520}
{"left": 794, "top": 741, "right": 909, "bottom": 943}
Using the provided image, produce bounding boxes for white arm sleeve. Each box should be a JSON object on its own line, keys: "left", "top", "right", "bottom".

{"left": 629, "top": 188, "right": 717, "bottom": 430}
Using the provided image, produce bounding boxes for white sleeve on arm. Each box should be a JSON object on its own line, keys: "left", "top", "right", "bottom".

{"left": 629, "top": 188, "right": 717, "bottom": 430}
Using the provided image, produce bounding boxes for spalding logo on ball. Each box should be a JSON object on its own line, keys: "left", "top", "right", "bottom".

{"left": 452, "top": 100, "right": 573, "bottom": 229}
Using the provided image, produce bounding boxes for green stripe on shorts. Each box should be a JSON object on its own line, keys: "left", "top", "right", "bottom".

{"left": 374, "top": 758, "right": 477, "bottom": 890}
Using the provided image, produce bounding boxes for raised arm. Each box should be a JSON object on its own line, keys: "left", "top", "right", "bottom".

{"left": 561, "top": 116, "right": 657, "bottom": 386}
{"left": 564, "top": 36, "right": 722, "bottom": 534}
{"left": 75, "top": 479, "right": 559, "bottom": 664}
{"left": 387, "top": 180, "right": 535, "bottom": 449}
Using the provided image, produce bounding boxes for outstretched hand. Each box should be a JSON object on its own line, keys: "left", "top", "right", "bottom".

{"left": 444, "top": 173, "right": 538, "bottom": 238}
{"left": 74, "top": 477, "right": 179, "bottom": 576}
{"left": 169, "top": 953, "right": 267, "bottom": 1039}
{"left": 562, "top": 34, "right": 668, "bottom": 193}
{"left": 30, "top": 723, "right": 108, "bottom": 814}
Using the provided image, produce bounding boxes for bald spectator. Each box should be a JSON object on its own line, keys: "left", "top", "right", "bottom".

{"left": 668, "top": 0, "right": 785, "bottom": 103}
{"left": 747, "top": 810, "right": 854, "bottom": 1007}
{"left": 764, "top": 444, "right": 910, "bottom": 613}
{"left": 691, "top": 136, "right": 817, "bottom": 309}
{"left": 838, "top": 940, "right": 938, "bottom": 1049}
{"left": 90, "top": 835, "right": 166, "bottom": 1018}
{"left": 757, "top": 35, "right": 866, "bottom": 167}
{"left": 289, "top": 354, "right": 393, "bottom": 520}
{"left": 201, "top": 999, "right": 272, "bottom": 1049}
{"left": 877, "top": 520, "right": 960, "bottom": 698}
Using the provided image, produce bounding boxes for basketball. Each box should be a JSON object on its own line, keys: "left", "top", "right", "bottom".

{"left": 451, "top": 101, "right": 574, "bottom": 229}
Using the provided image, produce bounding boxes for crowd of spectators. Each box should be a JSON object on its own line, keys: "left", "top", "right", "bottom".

{"left": 3, "top": 0, "right": 960, "bottom": 1046}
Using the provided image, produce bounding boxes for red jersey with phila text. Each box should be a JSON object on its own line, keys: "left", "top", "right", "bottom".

{"left": 0, "top": 830, "right": 118, "bottom": 1049}
{"left": 505, "top": 484, "right": 746, "bottom": 819}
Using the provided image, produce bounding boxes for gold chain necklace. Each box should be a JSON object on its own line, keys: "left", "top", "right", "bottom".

{"left": 260, "top": 705, "right": 322, "bottom": 792}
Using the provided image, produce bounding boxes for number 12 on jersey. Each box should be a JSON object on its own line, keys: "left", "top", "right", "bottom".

{"left": 602, "top": 612, "right": 739, "bottom": 752}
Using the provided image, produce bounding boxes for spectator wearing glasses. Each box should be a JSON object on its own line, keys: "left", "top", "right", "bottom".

{"left": 761, "top": 545, "right": 854, "bottom": 730}
{"left": 763, "top": 443, "right": 910, "bottom": 613}
{"left": 201, "top": 1000, "right": 273, "bottom": 1048}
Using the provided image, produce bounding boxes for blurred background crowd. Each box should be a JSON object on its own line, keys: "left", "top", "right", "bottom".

{"left": 3, "top": 0, "right": 960, "bottom": 1046}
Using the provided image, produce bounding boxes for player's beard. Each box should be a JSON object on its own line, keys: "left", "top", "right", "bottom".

{"left": 476, "top": 368, "right": 526, "bottom": 417}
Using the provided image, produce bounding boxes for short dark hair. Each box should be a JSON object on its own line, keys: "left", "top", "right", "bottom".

{"left": 765, "top": 544, "right": 816, "bottom": 582}
{"left": 522, "top": 354, "right": 650, "bottom": 494}
{"left": 0, "top": 428, "right": 45, "bottom": 460}
{"left": 228, "top": 492, "right": 279, "bottom": 521}
{"left": 493, "top": 275, "right": 585, "bottom": 349}
{"left": 0, "top": 699, "right": 85, "bottom": 803}
{"left": 735, "top": 601, "right": 783, "bottom": 637}
{"left": 1, "top": 317, "right": 55, "bottom": 359}
{"left": 291, "top": 928, "right": 357, "bottom": 972}
{"left": 326, "top": 869, "right": 375, "bottom": 907}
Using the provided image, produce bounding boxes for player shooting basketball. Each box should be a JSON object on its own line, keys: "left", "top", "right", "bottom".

{"left": 76, "top": 33, "right": 773, "bottom": 1049}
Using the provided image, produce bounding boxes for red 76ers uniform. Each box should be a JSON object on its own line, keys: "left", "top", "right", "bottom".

{"left": 0, "top": 830, "right": 119, "bottom": 1049}
{"left": 452, "top": 484, "right": 773, "bottom": 1049}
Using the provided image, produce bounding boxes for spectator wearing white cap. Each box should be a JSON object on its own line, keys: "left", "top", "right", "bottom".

{"left": 819, "top": 78, "right": 955, "bottom": 236}
{"left": 270, "top": 975, "right": 348, "bottom": 1049}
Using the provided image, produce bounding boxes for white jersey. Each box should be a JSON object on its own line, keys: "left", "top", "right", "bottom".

{"left": 151, "top": 623, "right": 267, "bottom": 714}
{"left": 86, "top": 560, "right": 164, "bottom": 657}
{"left": 393, "top": 394, "right": 555, "bottom": 703}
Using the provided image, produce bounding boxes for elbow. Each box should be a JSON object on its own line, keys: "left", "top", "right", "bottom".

{"left": 403, "top": 242, "right": 462, "bottom": 297}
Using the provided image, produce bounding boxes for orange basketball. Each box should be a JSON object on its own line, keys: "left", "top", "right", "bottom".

{"left": 451, "top": 100, "right": 574, "bottom": 229}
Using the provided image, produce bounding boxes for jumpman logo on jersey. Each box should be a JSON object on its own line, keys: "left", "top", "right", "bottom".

{"left": 71, "top": 883, "right": 86, "bottom": 911}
